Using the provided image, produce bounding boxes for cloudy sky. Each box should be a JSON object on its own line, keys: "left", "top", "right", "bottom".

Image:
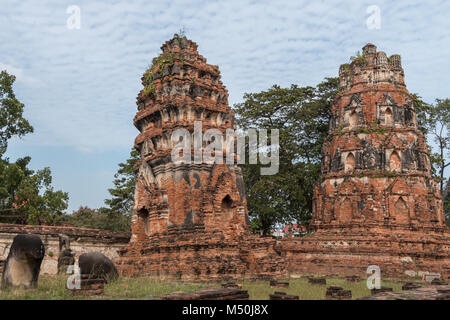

{"left": 1, "top": 0, "right": 449, "bottom": 212}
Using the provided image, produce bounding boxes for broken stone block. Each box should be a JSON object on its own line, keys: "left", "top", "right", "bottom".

{"left": 359, "top": 285, "right": 450, "bottom": 300}
{"left": 371, "top": 287, "right": 393, "bottom": 295}
{"left": 431, "top": 279, "right": 447, "bottom": 286}
{"left": 425, "top": 273, "right": 441, "bottom": 282}
{"left": 269, "top": 280, "right": 289, "bottom": 288}
{"left": 345, "top": 275, "right": 360, "bottom": 283}
{"left": 221, "top": 282, "right": 242, "bottom": 289}
{"left": 269, "top": 291, "right": 299, "bottom": 300}
{"left": 325, "top": 286, "right": 352, "bottom": 300}
{"left": 161, "top": 288, "right": 249, "bottom": 300}
{"left": 79, "top": 252, "right": 118, "bottom": 283}
{"left": 1, "top": 234, "right": 45, "bottom": 289}
{"left": 57, "top": 249, "right": 75, "bottom": 275}
{"left": 69, "top": 274, "right": 105, "bottom": 296}
{"left": 308, "top": 277, "right": 326, "bottom": 285}
{"left": 402, "top": 282, "right": 422, "bottom": 290}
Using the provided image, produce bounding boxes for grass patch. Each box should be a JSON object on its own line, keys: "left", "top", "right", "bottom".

{"left": 0, "top": 276, "right": 404, "bottom": 300}
{"left": 102, "top": 277, "right": 207, "bottom": 300}
{"left": 0, "top": 275, "right": 81, "bottom": 300}
{"left": 242, "top": 277, "right": 402, "bottom": 300}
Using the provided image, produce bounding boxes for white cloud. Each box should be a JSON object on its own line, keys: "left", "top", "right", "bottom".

{"left": 1, "top": 0, "right": 449, "bottom": 153}
{"left": 1, "top": 0, "right": 449, "bottom": 209}
{"left": 0, "top": 63, "right": 42, "bottom": 87}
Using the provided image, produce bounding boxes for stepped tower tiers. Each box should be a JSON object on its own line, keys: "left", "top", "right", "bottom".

{"left": 311, "top": 43, "right": 446, "bottom": 232}
{"left": 115, "top": 35, "right": 286, "bottom": 279}
{"left": 131, "top": 35, "right": 249, "bottom": 239}
{"left": 116, "top": 39, "right": 449, "bottom": 281}
{"left": 278, "top": 44, "right": 449, "bottom": 280}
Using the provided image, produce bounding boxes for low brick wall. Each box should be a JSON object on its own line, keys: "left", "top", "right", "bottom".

{"left": 0, "top": 223, "right": 130, "bottom": 275}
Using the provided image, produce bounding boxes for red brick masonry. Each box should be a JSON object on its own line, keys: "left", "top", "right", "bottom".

{"left": 278, "top": 43, "right": 449, "bottom": 279}
{"left": 115, "top": 38, "right": 450, "bottom": 280}
{"left": 0, "top": 223, "right": 130, "bottom": 243}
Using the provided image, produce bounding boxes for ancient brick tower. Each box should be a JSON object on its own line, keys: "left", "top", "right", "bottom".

{"left": 279, "top": 44, "right": 449, "bottom": 279}
{"left": 116, "top": 35, "right": 285, "bottom": 279}
{"left": 116, "top": 39, "right": 449, "bottom": 280}
{"left": 310, "top": 43, "right": 445, "bottom": 231}
{"left": 130, "top": 35, "right": 248, "bottom": 240}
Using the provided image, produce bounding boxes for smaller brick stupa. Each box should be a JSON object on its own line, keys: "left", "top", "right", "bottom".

{"left": 279, "top": 44, "right": 450, "bottom": 279}
{"left": 115, "top": 35, "right": 286, "bottom": 280}
{"left": 312, "top": 43, "right": 445, "bottom": 231}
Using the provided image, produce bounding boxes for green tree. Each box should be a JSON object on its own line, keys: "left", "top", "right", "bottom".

{"left": 64, "top": 206, "right": 130, "bottom": 231}
{"left": 86, "top": 148, "right": 139, "bottom": 231}
{"left": 443, "top": 178, "right": 450, "bottom": 228}
{"left": 0, "top": 70, "right": 33, "bottom": 155}
{"left": 234, "top": 77, "right": 338, "bottom": 235}
{"left": 64, "top": 148, "right": 138, "bottom": 232}
{"left": 104, "top": 148, "right": 139, "bottom": 215}
{"left": 0, "top": 70, "right": 68, "bottom": 225}
{"left": 0, "top": 153, "right": 68, "bottom": 225}
{"left": 411, "top": 93, "right": 433, "bottom": 136}
{"left": 427, "top": 99, "right": 450, "bottom": 193}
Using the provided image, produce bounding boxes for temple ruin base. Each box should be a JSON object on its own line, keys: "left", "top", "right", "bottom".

{"left": 115, "top": 226, "right": 450, "bottom": 281}
{"left": 279, "top": 227, "right": 450, "bottom": 280}
{"left": 116, "top": 228, "right": 287, "bottom": 280}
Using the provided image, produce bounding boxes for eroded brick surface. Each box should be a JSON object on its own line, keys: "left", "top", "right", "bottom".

{"left": 115, "top": 35, "right": 286, "bottom": 280}
{"left": 279, "top": 44, "right": 450, "bottom": 278}
{"left": 312, "top": 43, "right": 445, "bottom": 231}
{"left": 116, "top": 39, "right": 450, "bottom": 281}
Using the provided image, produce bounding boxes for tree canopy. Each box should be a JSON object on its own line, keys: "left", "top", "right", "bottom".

{"left": 234, "top": 77, "right": 338, "bottom": 234}
{"left": 0, "top": 70, "right": 68, "bottom": 225}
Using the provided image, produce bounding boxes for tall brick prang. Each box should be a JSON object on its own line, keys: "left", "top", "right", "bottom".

{"left": 115, "top": 35, "right": 286, "bottom": 279}
{"left": 130, "top": 34, "right": 248, "bottom": 240}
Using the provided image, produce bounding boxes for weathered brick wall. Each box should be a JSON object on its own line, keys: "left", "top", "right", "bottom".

{"left": 118, "top": 229, "right": 287, "bottom": 280}
{"left": 278, "top": 227, "right": 450, "bottom": 278}
{"left": 0, "top": 223, "right": 130, "bottom": 275}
